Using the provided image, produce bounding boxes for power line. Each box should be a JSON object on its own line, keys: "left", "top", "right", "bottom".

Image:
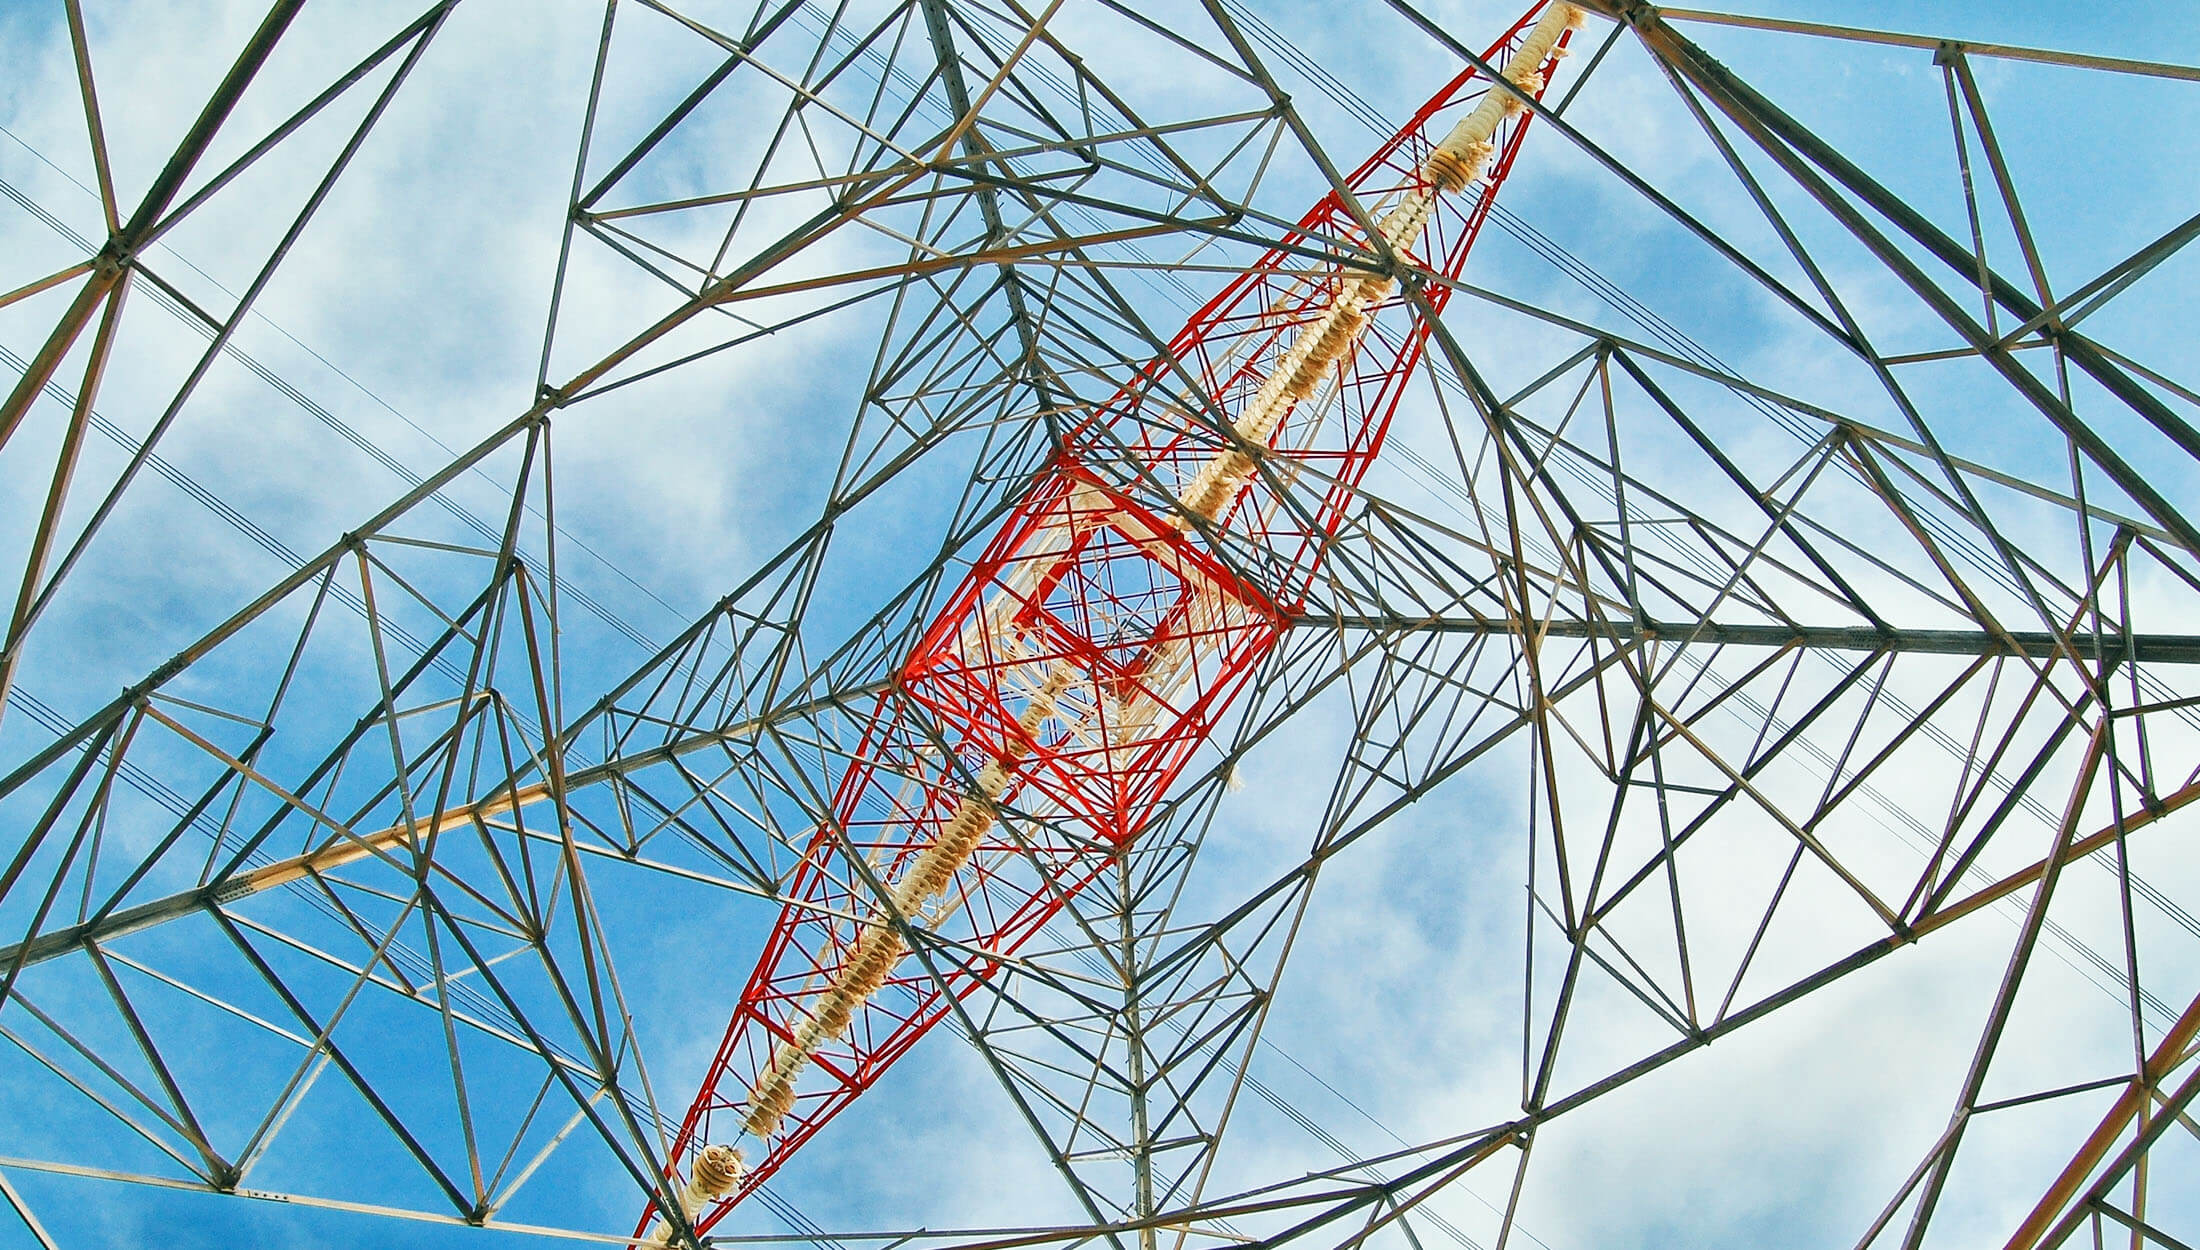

{"left": 0, "top": 123, "right": 676, "bottom": 653}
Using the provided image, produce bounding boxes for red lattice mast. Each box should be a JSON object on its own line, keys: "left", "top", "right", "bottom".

{"left": 638, "top": 5, "right": 1582, "bottom": 1241}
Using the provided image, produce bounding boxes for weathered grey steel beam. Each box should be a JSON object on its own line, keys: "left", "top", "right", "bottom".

{"left": 1323, "top": 615, "right": 2200, "bottom": 664}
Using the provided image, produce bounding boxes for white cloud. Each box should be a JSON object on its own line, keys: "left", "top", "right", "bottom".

{"left": 1, "top": 3, "right": 2197, "bottom": 1249}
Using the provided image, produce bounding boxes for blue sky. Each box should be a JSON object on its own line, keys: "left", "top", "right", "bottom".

{"left": 1, "top": 1, "right": 2198, "bottom": 1248}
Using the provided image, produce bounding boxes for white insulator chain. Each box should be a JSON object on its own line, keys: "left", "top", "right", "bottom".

{"left": 646, "top": 13, "right": 1584, "bottom": 1232}
{"left": 643, "top": 1143, "right": 746, "bottom": 1247}
{"left": 1125, "top": 2, "right": 1580, "bottom": 747}
{"left": 1176, "top": 0, "right": 1579, "bottom": 526}
{"left": 739, "top": 663, "right": 1073, "bottom": 1140}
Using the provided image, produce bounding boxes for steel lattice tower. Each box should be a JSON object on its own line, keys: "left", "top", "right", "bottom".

{"left": 0, "top": 3, "right": 2198, "bottom": 1249}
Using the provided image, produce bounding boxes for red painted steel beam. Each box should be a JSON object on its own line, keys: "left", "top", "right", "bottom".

{"left": 638, "top": 5, "right": 1579, "bottom": 1240}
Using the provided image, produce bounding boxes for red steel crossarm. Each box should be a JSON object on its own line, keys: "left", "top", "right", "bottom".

{"left": 637, "top": 5, "right": 1583, "bottom": 1242}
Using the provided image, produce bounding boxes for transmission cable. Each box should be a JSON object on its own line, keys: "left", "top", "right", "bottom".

{"left": 0, "top": 123, "right": 672, "bottom": 653}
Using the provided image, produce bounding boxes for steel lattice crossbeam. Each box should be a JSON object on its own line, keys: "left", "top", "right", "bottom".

{"left": 0, "top": 2, "right": 2196, "bottom": 1249}
{"left": 647, "top": 17, "right": 1573, "bottom": 1232}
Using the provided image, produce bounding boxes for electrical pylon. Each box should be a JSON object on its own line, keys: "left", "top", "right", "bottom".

{"left": 0, "top": 2, "right": 2198, "bottom": 1249}
{"left": 640, "top": 7, "right": 1582, "bottom": 1240}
